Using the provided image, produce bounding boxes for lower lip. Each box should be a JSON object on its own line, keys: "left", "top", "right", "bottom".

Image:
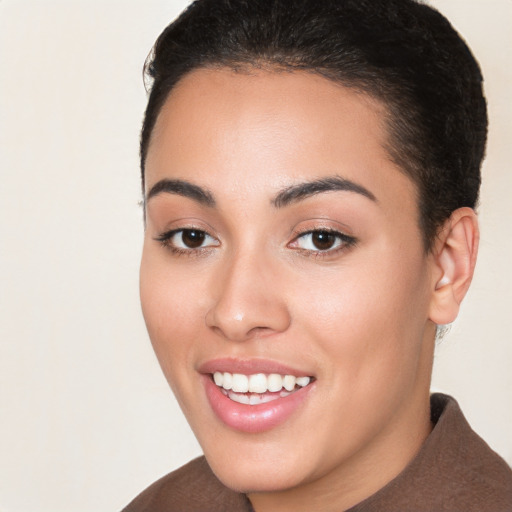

{"left": 202, "top": 375, "right": 314, "bottom": 433}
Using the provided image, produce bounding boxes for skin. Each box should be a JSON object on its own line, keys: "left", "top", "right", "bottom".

{"left": 140, "top": 68, "right": 478, "bottom": 511}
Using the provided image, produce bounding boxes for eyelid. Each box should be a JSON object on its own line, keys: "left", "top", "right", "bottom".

{"left": 152, "top": 217, "right": 217, "bottom": 242}
{"left": 154, "top": 226, "right": 220, "bottom": 255}
{"left": 288, "top": 225, "right": 357, "bottom": 256}
{"left": 157, "top": 228, "right": 219, "bottom": 244}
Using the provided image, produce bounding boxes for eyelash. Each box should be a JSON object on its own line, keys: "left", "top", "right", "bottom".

{"left": 289, "top": 228, "right": 357, "bottom": 258}
{"left": 155, "top": 227, "right": 357, "bottom": 258}
{"left": 154, "top": 228, "right": 219, "bottom": 257}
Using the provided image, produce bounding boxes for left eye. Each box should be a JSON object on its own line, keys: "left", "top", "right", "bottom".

{"left": 293, "top": 230, "right": 347, "bottom": 252}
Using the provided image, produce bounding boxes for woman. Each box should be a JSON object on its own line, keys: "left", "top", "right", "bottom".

{"left": 124, "top": 0, "right": 512, "bottom": 510}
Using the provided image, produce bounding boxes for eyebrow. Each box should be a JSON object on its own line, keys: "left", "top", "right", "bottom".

{"left": 272, "top": 176, "right": 377, "bottom": 208}
{"left": 146, "top": 178, "right": 216, "bottom": 207}
{"left": 145, "top": 175, "right": 376, "bottom": 209}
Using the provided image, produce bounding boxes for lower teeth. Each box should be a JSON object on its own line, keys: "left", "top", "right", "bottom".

{"left": 223, "top": 389, "right": 293, "bottom": 405}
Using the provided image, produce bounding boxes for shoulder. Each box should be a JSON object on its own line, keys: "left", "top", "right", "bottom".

{"left": 122, "top": 456, "right": 251, "bottom": 512}
{"left": 429, "top": 394, "right": 512, "bottom": 511}
{"left": 350, "top": 394, "right": 512, "bottom": 512}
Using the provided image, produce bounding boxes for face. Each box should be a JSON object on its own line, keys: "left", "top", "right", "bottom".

{"left": 140, "top": 68, "right": 437, "bottom": 503}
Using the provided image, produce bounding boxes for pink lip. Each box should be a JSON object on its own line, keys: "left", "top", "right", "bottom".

{"left": 198, "top": 357, "right": 312, "bottom": 376}
{"left": 199, "top": 359, "right": 315, "bottom": 434}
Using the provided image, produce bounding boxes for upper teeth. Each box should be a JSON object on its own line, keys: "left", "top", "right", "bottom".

{"left": 213, "top": 372, "right": 311, "bottom": 393}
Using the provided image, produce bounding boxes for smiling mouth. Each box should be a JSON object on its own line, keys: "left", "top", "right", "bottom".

{"left": 212, "top": 371, "right": 313, "bottom": 405}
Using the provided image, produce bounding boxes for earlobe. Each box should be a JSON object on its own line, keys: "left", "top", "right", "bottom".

{"left": 429, "top": 207, "right": 479, "bottom": 325}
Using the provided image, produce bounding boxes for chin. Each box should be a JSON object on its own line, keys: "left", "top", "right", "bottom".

{"left": 207, "top": 452, "right": 306, "bottom": 493}
{"left": 196, "top": 426, "right": 319, "bottom": 493}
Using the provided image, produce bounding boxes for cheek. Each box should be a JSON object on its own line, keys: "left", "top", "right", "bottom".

{"left": 290, "top": 247, "right": 431, "bottom": 383}
{"left": 139, "top": 247, "right": 207, "bottom": 387}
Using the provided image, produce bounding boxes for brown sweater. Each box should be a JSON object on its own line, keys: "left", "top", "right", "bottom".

{"left": 122, "top": 394, "right": 512, "bottom": 511}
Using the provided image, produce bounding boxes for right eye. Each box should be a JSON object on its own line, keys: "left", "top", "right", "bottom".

{"left": 156, "top": 228, "right": 220, "bottom": 252}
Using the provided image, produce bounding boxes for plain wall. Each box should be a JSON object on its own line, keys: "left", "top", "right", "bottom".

{"left": 0, "top": 1, "right": 510, "bottom": 511}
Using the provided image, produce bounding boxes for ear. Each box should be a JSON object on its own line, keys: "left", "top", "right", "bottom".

{"left": 428, "top": 207, "right": 479, "bottom": 325}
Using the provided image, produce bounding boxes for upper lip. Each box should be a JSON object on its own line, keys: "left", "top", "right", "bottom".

{"left": 198, "top": 358, "right": 313, "bottom": 377}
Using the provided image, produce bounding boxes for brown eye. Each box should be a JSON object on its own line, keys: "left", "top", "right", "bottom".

{"left": 181, "top": 229, "right": 206, "bottom": 248}
{"left": 311, "top": 231, "right": 336, "bottom": 250}
{"left": 156, "top": 228, "right": 219, "bottom": 252}
{"left": 291, "top": 229, "right": 355, "bottom": 254}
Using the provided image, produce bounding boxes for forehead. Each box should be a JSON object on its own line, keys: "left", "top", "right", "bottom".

{"left": 145, "top": 67, "right": 417, "bottom": 214}
{"left": 149, "top": 67, "right": 387, "bottom": 165}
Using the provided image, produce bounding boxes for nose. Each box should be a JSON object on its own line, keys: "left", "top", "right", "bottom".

{"left": 205, "top": 251, "right": 291, "bottom": 342}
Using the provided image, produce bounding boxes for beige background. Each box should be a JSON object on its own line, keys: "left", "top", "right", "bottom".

{"left": 0, "top": 1, "right": 510, "bottom": 511}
